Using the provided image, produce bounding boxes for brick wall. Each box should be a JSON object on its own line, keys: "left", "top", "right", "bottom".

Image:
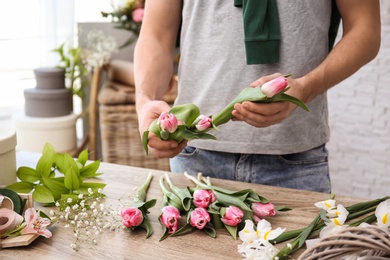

{"left": 328, "top": 2, "right": 390, "bottom": 199}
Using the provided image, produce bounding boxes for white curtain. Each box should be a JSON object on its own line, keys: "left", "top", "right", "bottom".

{"left": 39, "top": 0, "right": 76, "bottom": 66}
{"left": 0, "top": 0, "right": 75, "bottom": 72}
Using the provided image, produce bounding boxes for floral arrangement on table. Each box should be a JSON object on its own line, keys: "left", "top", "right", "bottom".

{"left": 3, "top": 143, "right": 390, "bottom": 259}
{"left": 101, "top": 0, "right": 145, "bottom": 48}
{"left": 142, "top": 75, "right": 310, "bottom": 154}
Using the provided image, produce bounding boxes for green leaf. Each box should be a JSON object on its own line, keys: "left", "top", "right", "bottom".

{"left": 33, "top": 185, "right": 55, "bottom": 204}
{"left": 64, "top": 167, "right": 80, "bottom": 190}
{"left": 224, "top": 224, "right": 238, "bottom": 240}
{"left": 17, "top": 166, "right": 39, "bottom": 183}
{"left": 213, "top": 87, "right": 267, "bottom": 126}
{"left": 169, "top": 103, "right": 200, "bottom": 127}
{"left": 179, "top": 128, "right": 217, "bottom": 141}
{"left": 214, "top": 190, "right": 251, "bottom": 211}
{"left": 80, "top": 160, "right": 101, "bottom": 179}
{"left": 6, "top": 181, "right": 34, "bottom": 193}
{"left": 139, "top": 218, "right": 154, "bottom": 238}
{"left": 210, "top": 212, "right": 224, "bottom": 229}
{"left": 275, "top": 205, "right": 292, "bottom": 212}
{"left": 164, "top": 173, "right": 192, "bottom": 211}
{"left": 269, "top": 93, "right": 310, "bottom": 112}
{"left": 77, "top": 149, "right": 89, "bottom": 166}
{"left": 170, "top": 223, "right": 195, "bottom": 237}
{"left": 159, "top": 227, "right": 170, "bottom": 241}
{"left": 142, "top": 130, "right": 150, "bottom": 155}
{"left": 142, "top": 199, "right": 157, "bottom": 212}
{"left": 55, "top": 153, "right": 65, "bottom": 174}
{"left": 42, "top": 176, "right": 69, "bottom": 196}
{"left": 63, "top": 153, "right": 80, "bottom": 177}
{"left": 36, "top": 143, "right": 56, "bottom": 177}
{"left": 203, "top": 225, "right": 217, "bottom": 238}
{"left": 76, "top": 182, "right": 106, "bottom": 194}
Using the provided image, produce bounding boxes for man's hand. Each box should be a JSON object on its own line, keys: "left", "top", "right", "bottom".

{"left": 138, "top": 100, "right": 187, "bottom": 158}
{"left": 232, "top": 73, "right": 303, "bottom": 128}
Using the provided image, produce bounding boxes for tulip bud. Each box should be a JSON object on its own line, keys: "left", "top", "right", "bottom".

{"left": 160, "top": 206, "right": 181, "bottom": 234}
{"left": 195, "top": 115, "right": 212, "bottom": 131}
{"left": 120, "top": 207, "right": 144, "bottom": 228}
{"left": 189, "top": 208, "right": 211, "bottom": 230}
{"left": 158, "top": 111, "right": 178, "bottom": 133}
{"left": 251, "top": 202, "right": 276, "bottom": 221}
{"left": 221, "top": 206, "right": 244, "bottom": 226}
{"left": 260, "top": 76, "right": 288, "bottom": 98}
{"left": 193, "top": 189, "right": 216, "bottom": 208}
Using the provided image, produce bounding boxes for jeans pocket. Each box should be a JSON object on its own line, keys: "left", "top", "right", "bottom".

{"left": 177, "top": 146, "right": 199, "bottom": 157}
{"left": 277, "top": 145, "right": 328, "bottom": 165}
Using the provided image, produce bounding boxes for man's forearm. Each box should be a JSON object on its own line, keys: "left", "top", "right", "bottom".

{"left": 134, "top": 37, "right": 175, "bottom": 113}
{"left": 297, "top": 0, "right": 381, "bottom": 103}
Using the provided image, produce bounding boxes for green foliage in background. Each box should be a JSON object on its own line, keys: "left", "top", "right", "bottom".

{"left": 52, "top": 43, "right": 89, "bottom": 99}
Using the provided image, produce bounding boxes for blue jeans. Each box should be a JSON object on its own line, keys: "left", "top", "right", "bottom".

{"left": 170, "top": 145, "right": 331, "bottom": 193}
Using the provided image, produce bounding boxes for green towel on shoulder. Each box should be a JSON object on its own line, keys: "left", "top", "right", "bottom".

{"left": 234, "top": 0, "right": 281, "bottom": 65}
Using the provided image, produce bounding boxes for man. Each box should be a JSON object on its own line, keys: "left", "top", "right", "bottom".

{"left": 134, "top": 1, "right": 380, "bottom": 192}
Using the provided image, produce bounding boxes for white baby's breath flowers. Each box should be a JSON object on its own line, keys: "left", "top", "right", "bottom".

{"left": 50, "top": 188, "right": 138, "bottom": 251}
{"left": 80, "top": 29, "right": 117, "bottom": 70}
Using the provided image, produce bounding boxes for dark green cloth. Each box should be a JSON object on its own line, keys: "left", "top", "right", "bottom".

{"left": 235, "top": 0, "right": 341, "bottom": 65}
{"left": 234, "top": 0, "right": 281, "bottom": 64}
{"left": 328, "top": 0, "right": 341, "bottom": 52}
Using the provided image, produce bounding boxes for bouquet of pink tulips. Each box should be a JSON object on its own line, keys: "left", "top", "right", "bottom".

{"left": 157, "top": 172, "right": 290, "bottom": 241}
{"left": 142, "top": 75, "right": 309, "bottom": 154}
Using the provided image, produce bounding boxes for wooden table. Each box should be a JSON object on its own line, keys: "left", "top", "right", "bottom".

{"left": 1, "top": 152, "right": 367, "bottom": 259}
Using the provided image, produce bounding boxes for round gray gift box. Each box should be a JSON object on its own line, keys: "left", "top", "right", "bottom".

{"left": 24, "top": 88, "right": 73, "bottom": 117}
{"left": 34, "top": 67, "right": 65, "bottom": 89}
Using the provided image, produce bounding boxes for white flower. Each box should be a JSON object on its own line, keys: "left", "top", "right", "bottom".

{"left": 256, "top": 219, "right": 285, "bottom": 241}
{"left": 238, "top": 219, "right": 285, "bottom": 260}
{"left": 238, "top": 220, "right": 259, "bottom": 243}
{"left": 375, "top": 199, "right": 390, "bottom": 228}
{"left": 315, "top": 199, "right": 336, "bottom": 211}
{"left": 320, "top": 222, "right": 348, "bottom": 238}
{"left": 330, "top": 204, "right": 349, "bottom": 225}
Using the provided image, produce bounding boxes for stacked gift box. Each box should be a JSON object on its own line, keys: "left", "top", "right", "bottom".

{"left": 13, "top": 68, "right": 77, "bottom": 153}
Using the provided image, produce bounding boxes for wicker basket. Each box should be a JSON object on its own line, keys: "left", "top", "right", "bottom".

{"left": 298, "top": 226, "right": 390, "bottom": 260}
{"left": 99, "top": 104, "right": 171, "bottom": 171}
{"left": 97, "top": 60, "right": 176, "bottom": 171}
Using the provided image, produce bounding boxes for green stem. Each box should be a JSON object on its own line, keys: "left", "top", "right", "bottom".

{"left": 137, "top": 172, "right": 153, "bottom": 202}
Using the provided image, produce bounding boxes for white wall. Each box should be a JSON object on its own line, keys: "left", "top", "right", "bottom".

{"left": 328, "top": 2, "right": 390, "bottom": 199}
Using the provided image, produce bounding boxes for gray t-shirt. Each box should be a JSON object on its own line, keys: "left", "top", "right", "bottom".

{"left": 175, "top": 0, "right": 331, "bottom": 154}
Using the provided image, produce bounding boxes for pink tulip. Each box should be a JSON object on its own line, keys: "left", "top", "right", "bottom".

{"left": 132, "top": 8, "right": 144, "bottom": 23}
{"left": 160, "top": 205, "right": 181, "bottom": 234}
{"left": 21, "top": 208, "right": 52, "bottom": 238}
{"left": 189, "top": 208, "right": 211, "bottom": 230}
{"left": 193, "top": 189, "right": 217, "bottom": 208}
{"left": 195, "top": 115, "right": 212, "bottom": 131}
{"left": 221, "top": 206, "right": 244, "bottom": 227}
{"left": 158, "top": 111, "right": 178, "bottom": 133}
{"left": 251, "top": 202, "right": 276, "bottom": 221}
{"left": 261, "top": 76, "right": 288, "bottom": 98}
{"left": 121, "top": 207, "right": 144, "bottom": 228}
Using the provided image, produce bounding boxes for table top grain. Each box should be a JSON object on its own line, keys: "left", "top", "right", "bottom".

{"left": 0, "top": 152, "right": 366, "bottom": 260}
